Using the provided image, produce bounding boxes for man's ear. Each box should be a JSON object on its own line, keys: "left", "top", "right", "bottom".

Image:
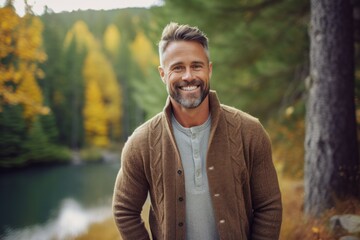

{"left": 209, "top": 62, "right": 213, "bottom": 79}
{"left": 158, "top": 66, "right": 166, "bottom": 84}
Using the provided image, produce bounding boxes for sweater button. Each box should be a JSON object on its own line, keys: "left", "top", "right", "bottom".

{"left": 178, "top": 222, "right": 183, "bottom": 227}
{"left": 178, "top": 197, "right": 183, "bottom": 202}
{"left": 177, "top": 170, "right": 182, "bottom": 175}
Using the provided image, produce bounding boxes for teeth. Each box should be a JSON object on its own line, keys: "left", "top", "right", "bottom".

{"left": 181, "top": 86, "right": 197, "bottom": 91}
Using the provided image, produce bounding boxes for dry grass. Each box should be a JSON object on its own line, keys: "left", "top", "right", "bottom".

{"left": 278, "top": 177, "right": 336, "bottom": 240}
{"left": 76, "top": 177, "right": 359, "bottom": 240}
{"left": 75, "top": 200, "right": 151, "bottom": 240}
{"left": 279, "top": 177, "right": 360, "bottom": 240}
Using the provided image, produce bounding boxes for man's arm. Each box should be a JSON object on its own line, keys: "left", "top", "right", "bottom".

{"left": 250, "top": 124, "right": 282, "bottom": 240}
{"left": 112, "top": 141, "right": 150, "bottom": 240}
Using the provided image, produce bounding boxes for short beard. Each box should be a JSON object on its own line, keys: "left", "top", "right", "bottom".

{"left": 168, "top": 79, "right": 210, "bottom": 109}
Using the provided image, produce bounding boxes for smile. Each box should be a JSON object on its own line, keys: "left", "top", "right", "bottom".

{"left": 180, "top": 85, "right": 199, "bottom": 91}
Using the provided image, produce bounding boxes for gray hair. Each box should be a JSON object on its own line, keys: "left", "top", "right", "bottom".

{"left": 158, "top": 22, "right": 210, "bottom": 65}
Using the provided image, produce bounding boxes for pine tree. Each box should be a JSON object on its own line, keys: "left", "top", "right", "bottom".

{"left": 0, "top": 104, "right": 27, "bottom": 166}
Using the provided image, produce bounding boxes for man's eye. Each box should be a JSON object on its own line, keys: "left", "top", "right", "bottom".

{"left": 173, "top": 66, "right": 183, "bottom": 71}
{"left": 193, "top": 65, "right": 202, "bottom": 70}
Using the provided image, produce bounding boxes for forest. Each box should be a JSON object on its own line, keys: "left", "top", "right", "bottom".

{"left": 0, "top": 0, "right": 359, "bottom": 239}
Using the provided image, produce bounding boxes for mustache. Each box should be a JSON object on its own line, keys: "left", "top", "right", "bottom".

{"left": 174, "top": 79, "right": 204, "bottom": 88}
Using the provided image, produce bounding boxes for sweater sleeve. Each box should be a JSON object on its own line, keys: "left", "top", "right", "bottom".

{"left": 250, "top": 123, "right": 282, "bottom": 240}
{"left": 112, "top": 138, "right": 151, "bottom": 240}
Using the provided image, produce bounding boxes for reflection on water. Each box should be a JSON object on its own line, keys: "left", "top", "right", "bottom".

{"left": 3, "top": 198, "right": 111, "bottom": 240}
{"left": 0, "top": 161, "right": 120, "bottom": 240}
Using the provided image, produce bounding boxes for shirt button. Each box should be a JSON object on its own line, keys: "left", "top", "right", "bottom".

{"left": 177, "top": 170, "right": 182, "bottom": 175}
{"left": 214, "top": 193, "right": 220, "bottom": 197}
{"left": 178, "top": 197, "right": 183, "bottom": 201}
{"left": 178, "top": 222, "right": 183, "bottom": 227}
{"left": 208, "top": 166, "right": 214, "bottom": 170}
{"left": 220, "top": 219, "right": 225, "bottom": 224}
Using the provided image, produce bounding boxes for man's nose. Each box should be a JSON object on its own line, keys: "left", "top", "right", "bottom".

{"left": 182, "top": 68, "right": 193, "bottom": 80}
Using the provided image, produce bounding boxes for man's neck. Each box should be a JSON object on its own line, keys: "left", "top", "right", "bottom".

{"left": 171, "top": 96, "right": 210, "bottom": 128}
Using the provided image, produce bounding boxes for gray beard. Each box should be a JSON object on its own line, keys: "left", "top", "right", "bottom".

{"left": 168, "top": 84, "right": 210, "bottom": 109}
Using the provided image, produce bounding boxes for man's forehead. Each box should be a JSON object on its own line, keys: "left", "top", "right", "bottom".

{"left": 162, "top": 41, "right": 208, "bottom": 64}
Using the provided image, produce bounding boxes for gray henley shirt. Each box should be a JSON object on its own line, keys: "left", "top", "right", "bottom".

{"left": 172, "top": 114, "right": 219, "bottom": 240}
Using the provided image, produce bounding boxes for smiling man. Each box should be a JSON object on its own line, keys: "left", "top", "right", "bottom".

{"left": 113, "top": 22, "right": 282, "bottom": 240}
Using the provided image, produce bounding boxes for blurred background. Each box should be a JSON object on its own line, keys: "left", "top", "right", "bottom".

{"left": 0, "top": 0, "right": 359, "bottom": 239}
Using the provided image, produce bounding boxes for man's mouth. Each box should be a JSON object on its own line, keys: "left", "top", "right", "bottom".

{"left": 179, "top": 85, "right": 199, "bottom": 91}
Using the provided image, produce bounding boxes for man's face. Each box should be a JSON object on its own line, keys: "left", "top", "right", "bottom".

{"left": 158, "top": 41, "right": 212, "bottom": 109}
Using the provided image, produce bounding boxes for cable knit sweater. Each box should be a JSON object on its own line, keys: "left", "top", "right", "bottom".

{"left": 113, "top": 91, "right": 282, "bottom": 240}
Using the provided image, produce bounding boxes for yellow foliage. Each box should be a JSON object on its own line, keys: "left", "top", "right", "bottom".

{"left": 0, "top": 7, "right": 20, "bottom": 59}
{"left": 83, "top": 49, "right": 123, "bottom": 144}
{"left": 16, "top": 14, "right": 47, "bottom": 62}
{"left": 103, "top": 24, "right": 121, "bottom": 60}
{"left": 0, "top": 6, "right": 47, "bottom": 118}
{"left": 16, "top": 62, "right": 49, "bottom": 118}
{"left": 130, "top": 31, "right": 159, "bottom": 76}
{"left": 64, "top": 20, "right": 99, "bottom": 52}
{"left": 83, "top": 80, "right": 109, "bottom": 147}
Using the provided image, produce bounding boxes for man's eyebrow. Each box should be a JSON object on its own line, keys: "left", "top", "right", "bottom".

{"left": 169, "top": 61, "right": 183, "bottom": 69}
{"left": 191, "top": 61, "right": 205, "bottom": 65}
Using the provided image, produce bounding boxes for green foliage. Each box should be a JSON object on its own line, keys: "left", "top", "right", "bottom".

{"left": 54, "top": 36, "right": 86, "bottom": 149}
{"left": 0, "top": 105, "right": 71, "bottom": 167}
{"left": 40, "top": 111, "right": 60, "bottom": 144}
{"left": 153, "top": 0, "right": 310, "bottom": 121}
{"left": 22, "top": 117, "right": 71, "bottom": 164}
{"left": 131, "top": 67, "right": 167, "bottom": 119}
{"left": 0, "top": 104, "right": 27, "bottom": 166}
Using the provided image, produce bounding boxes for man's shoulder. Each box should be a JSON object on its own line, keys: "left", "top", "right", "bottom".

{"left": 220, "top": 104, "right": 260, "bottom": 126}
{"left": 219, "top": 104, "right": 269, "bottom": 142}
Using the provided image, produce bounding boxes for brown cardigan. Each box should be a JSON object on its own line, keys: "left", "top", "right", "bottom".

{"left": 113, "top": 91, "right": 282, "bottom": 240}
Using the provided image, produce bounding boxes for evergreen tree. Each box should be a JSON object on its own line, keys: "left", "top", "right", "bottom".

{"left": 152, "top": 0, "right": 309, "bottom": 121}
{"left": 40, "top": 111, "right": 59, "bottom": 144}
{"left": 130, "top": 29, "right": 166, "bottom": 119}
{"left": 0, "top": 104, "right": 26, "bottom": 166}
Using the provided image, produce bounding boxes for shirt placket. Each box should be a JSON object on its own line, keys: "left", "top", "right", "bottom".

{"left": 191, "top": 130, "right": 203, "bottom": 188}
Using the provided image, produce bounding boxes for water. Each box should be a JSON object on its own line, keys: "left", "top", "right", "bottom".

{"left": 0, "top": 160, "right": 120, "bottom": 239}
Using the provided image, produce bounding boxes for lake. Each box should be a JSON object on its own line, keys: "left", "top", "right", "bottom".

{"left": 0, "top": 160, "right": 120, "bottom": 240}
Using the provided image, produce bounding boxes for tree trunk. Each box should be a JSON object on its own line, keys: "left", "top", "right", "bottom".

{"left": 305, "top": 0, "right": 360, "bottom": 217}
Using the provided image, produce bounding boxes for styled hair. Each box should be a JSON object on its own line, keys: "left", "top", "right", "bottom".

{"left": 158, "top": 22, "right": 210, "bottom": 65}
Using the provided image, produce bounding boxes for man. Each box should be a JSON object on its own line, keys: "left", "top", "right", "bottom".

{"left": 113, "top": 22, "right": 282, "bottom": 240}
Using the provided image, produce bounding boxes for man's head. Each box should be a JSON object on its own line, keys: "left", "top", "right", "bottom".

{"left": 158, "top": 22, "right": 210, "bottom": 66}
{"left": 158, "top": 22, "right": 212, "bottom": 109}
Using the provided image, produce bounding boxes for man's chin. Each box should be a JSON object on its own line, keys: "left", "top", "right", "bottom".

{"left": 176, "top": 96, "right": 203, "bottom": 109}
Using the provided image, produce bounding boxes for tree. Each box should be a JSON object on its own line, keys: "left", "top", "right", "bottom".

{"left": 153, "top": 0, "right": 309, "bottom": 121}
{"left": 83, "top": 49, "right": 123, "bottom": 142}
{"left": 304, "top": 0, "right": 360, "bottom": 217}
{"left": 0, "top": 104, "right": 26, "bottom": 166}
{"left": 83, "top": 79, "right": 109, "bottom": 147}
{"left": 56, "top": 20, "right": 95, "bottom": 148}
{"left": 0, "top": 3, "right": 48, "bottom": 117}
{"left": 103, "top": 24, "right": 121, "bottom": 62}
{"left": 130, "top": 29, "right": 167, "bottom": 119}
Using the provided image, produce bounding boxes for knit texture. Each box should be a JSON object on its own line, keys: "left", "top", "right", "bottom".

{"left": 113, "top": 91, "right": 282, "bottom": 240}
